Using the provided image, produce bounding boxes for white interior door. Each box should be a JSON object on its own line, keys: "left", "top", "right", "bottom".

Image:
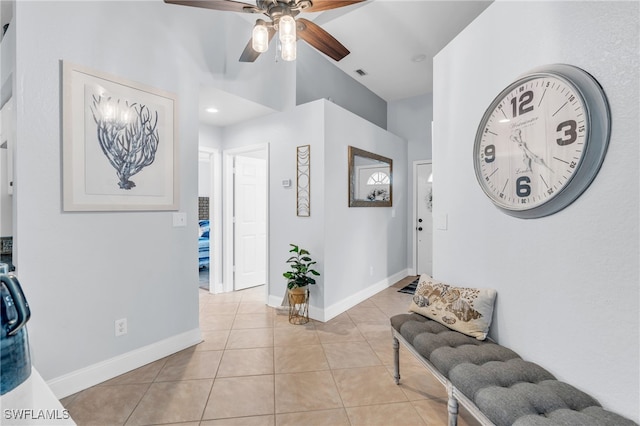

{"left": 234, "top": 155, "right": 267, "bottom": 291}
{"left": 416, "top": 162, "right": 433, "bottom": 275}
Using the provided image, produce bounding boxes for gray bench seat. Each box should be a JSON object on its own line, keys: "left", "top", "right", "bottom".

{"left": 391, "top": 312, "right": 637, "bottom": 426}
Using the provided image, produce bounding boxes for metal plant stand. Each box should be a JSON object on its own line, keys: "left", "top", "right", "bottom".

{"left": 288, "top": 287, "right": 309, "bottom": 325}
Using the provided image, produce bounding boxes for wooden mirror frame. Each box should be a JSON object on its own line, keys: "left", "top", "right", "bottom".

{"left": 348, "top": 146, "right": 393, "bottom": 207}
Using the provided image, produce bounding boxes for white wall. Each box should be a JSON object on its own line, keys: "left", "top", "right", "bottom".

{"left": 198, "top": 124, "right": 223, "bottom": 197}
{"left": 171, "top": 9, "right": 296, "bottom": 113}
{"left": 433, "top": 1, "right": 639, "bottom": 421}
{"left": 1, "top": 11, "right": 15, "bottom": 240}
{"left": 388, "top": 93, "right": 433, "bottom": 274}
{"left": 0, "top": 98, "right": 13, "bottom": 238}
{"left": 0, "top": 149, "right": 9, "bottom": 236}
{"left": 0, "top": 9, "right": 14, "bottom": 106}
{"left": 222, "top": 102, "right": 326, "bottom": 310}
{"left": 323, "top": 101, "right": 408, "bottom": 313}
{"left": 10, "top": 1, "right": 263, "bottom": 395}
{"left": 199, "top": 124, "right": 223, "bottom": 151}
{"left": 223, "top": 100, "right": 408, "bottom": 318}
{"left": 14, "top": 0, "right": 200, "bottom": 385}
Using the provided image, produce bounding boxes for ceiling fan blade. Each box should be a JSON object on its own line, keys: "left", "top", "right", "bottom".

{"left": 296, "top": 18, "right": 349, "bottom": 62}
{"left": 304, "top": 0, "right": 366, "bottom": 13}
{"left": 239, "top": 27, "right": 276, "bottom": 62}
{"left": 164, "top": 0, "right": 260, "bottom": 13}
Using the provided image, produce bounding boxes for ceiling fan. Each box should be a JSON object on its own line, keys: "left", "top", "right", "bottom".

{"left": 164, "top": 0, "right": 365, "bottom": 62}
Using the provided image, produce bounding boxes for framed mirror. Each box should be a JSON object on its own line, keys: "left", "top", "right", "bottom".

{"left": 348, "top": 146, "right": 393, "bottom": 207}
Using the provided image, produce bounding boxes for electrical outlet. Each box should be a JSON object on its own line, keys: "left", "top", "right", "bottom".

{"left": 115, "top": 318, "right": 127, "bottom": 336}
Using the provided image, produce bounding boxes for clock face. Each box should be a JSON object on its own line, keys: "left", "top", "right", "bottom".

{"left": 473, "top": 65, "right": 610, "bottom": 218}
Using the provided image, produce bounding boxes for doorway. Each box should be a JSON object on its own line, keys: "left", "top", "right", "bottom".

{"left": 414, "top": 161, "right": 433, "bottom": 275}
{"left": 198, "top": 148, "right": 221, "bottom": 293}
{"left": 223, "top": 144, "right": 269, "bottom": 298}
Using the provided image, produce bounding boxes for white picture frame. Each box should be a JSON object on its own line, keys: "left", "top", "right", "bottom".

{"left": 62, "top": 61, "right": 179, "bottom": 211}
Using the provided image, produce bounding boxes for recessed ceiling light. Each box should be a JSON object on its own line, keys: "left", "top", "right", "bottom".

{"left": 411, "top": 54, "right": 427, "bottom": 63}
{"left": 205, "top": 107, "right": 219, "bottom": 113}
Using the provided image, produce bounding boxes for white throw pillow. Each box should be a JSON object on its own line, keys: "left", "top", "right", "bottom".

{"left": 408, "top": 275, "right": 497, "bottom": 340}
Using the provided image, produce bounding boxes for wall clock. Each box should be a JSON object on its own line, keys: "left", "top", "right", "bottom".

{"left": 473, "top": 64, "right": 611, "bottom": 219}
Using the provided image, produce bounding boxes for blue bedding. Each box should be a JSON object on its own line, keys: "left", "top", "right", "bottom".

{"left": 199, "top": 220, "right": 210, "bottom": 268}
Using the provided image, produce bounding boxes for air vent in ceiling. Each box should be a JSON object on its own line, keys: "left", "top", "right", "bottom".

{"left": 354, "top": 69, "right": 367, "bottom": 77}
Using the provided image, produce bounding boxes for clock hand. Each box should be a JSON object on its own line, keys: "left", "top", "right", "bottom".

{"left": 530, "top": 152, "right": 554, "bottom": 172}
{"left": 510, "top": 129, "right": 553, "bottom": 174}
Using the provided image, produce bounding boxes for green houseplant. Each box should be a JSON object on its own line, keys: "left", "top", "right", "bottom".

{"left": 283, "top": 244, "right": 320, "bottom": 289}
{"left": 283, "top": 244, "right": 319, "bottom": 325}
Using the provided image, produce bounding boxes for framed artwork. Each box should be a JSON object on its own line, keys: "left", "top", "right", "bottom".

{"left": 62, "top": 61, "right": 179, "bottom": 211}
{"left": 296, "top": 145, "right": 310, "bottom": 217}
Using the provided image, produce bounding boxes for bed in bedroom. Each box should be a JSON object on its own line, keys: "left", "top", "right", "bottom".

{"left": 199, "top": 219, "right": 210, "bottom": 269}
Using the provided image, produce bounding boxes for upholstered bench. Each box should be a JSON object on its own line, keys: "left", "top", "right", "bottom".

{"left": 391, "top": 276, "right": 637, "bottom": 426}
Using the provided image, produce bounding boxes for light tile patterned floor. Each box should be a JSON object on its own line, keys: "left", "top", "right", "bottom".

{"left": 61, "top": 277, "right": 480, "bottom": 426}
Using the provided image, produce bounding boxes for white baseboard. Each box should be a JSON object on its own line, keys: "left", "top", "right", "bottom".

{"left": 212, "top": 282, "right": 224, "bottom": 294}
{"left": 268, "top": 269, "right": 409, "bottom": 323}
{"left": 46, "top": 328, "right": 202, "bottom": 399}
{"left": 321, "top": 269, "right": 409, "bottom": 322}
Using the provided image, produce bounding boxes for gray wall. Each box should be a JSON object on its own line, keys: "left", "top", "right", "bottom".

{"left": 388, "top": 93, "right": 433, "bottom": 273}
{"left": 296, "top": 43, "right": 387, "bottom": 130}
{"left": 222, "top": 101, "right": 326, "bottom": 311}
{"left": 13, "top": 1, "right": 206, "bottom": 391}
{"left": 222, "top": 99, "right": 407, "bottom": 319}
{"left": 9, "top": 0, "right": 400, "bottom": 397}
{"left": 323, "top": 101, "right": 407, "bottom": 312}
{"left": 9, "top": 0, "right": 296, "bottom": 396}
{"left": 388, "top": 94, "right": 432, "bottom": 163}
{"left": 433, "top": 1, "right": 639, "bottom": 421}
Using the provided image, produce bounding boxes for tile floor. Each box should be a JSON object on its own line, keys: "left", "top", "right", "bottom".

{"left": 61, "top": 277, "right": 479, "bottom": 426}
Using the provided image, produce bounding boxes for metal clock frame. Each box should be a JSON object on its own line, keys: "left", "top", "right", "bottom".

{"left": 473, "top": 64, "right": 611, "bottom": 219}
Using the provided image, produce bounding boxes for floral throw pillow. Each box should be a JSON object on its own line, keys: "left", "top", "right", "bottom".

{"left": 408, "top": 275, "right": 497, "bottom": 340}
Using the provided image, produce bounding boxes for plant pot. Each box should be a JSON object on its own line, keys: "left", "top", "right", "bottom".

{"left": 287, "top": 287, "right": 309, "bottom": 325}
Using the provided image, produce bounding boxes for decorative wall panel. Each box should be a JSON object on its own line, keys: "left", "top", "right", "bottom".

{"left": 296, "top": 145, "right": 310, "bottom": 217}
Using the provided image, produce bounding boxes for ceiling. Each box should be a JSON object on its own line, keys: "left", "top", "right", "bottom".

{"left": 318, "top": 0, "right": 492, "bottom": 101}
{"left": 0, "top": 0, "right": 493, "bottom": 127}
{"left": 199, "top": 0, "right": 493, "bottom": 126}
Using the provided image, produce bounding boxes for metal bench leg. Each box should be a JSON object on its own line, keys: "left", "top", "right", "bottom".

{"left": 393, "top": 336, "right": 401, "bottom": 384}
{"left": 447, "top": 386, "right": 459, "bottom": 426}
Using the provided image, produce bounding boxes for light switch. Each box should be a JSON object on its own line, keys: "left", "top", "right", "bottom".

{"left": 172, "top": 212, "right": 187, "bottom": 227}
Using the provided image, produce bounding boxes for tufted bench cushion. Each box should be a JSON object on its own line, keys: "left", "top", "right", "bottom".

{"left": 391, "top": 313, "right": 637, "bottom": 426}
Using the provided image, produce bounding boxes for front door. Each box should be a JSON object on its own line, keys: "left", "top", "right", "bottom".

{"left": 416, "top": 162, "right": 433, "bottom": 275}
{"left": 234, "top": 155, "right": 267, "bottom": 290}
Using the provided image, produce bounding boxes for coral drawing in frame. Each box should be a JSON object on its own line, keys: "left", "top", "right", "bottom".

{"left": 62, "top": 61, "right": 179, "bottom": 211}
{"left": 297, "top": 145, "right": 310, "bottom": 217}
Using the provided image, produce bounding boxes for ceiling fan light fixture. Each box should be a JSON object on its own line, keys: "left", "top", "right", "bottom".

{"left": 252, "top": 20, "right": 269, "bottom": 53}
{"left": 279, "top": 15, "right": 296, "bottom": 43}
{"left": 281, "top": 38, "right": 296, "bottom": 61}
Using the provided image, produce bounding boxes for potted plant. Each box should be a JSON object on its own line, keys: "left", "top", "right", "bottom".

{"left": 283, "top": 244, "right": 320, "bottom": 324}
